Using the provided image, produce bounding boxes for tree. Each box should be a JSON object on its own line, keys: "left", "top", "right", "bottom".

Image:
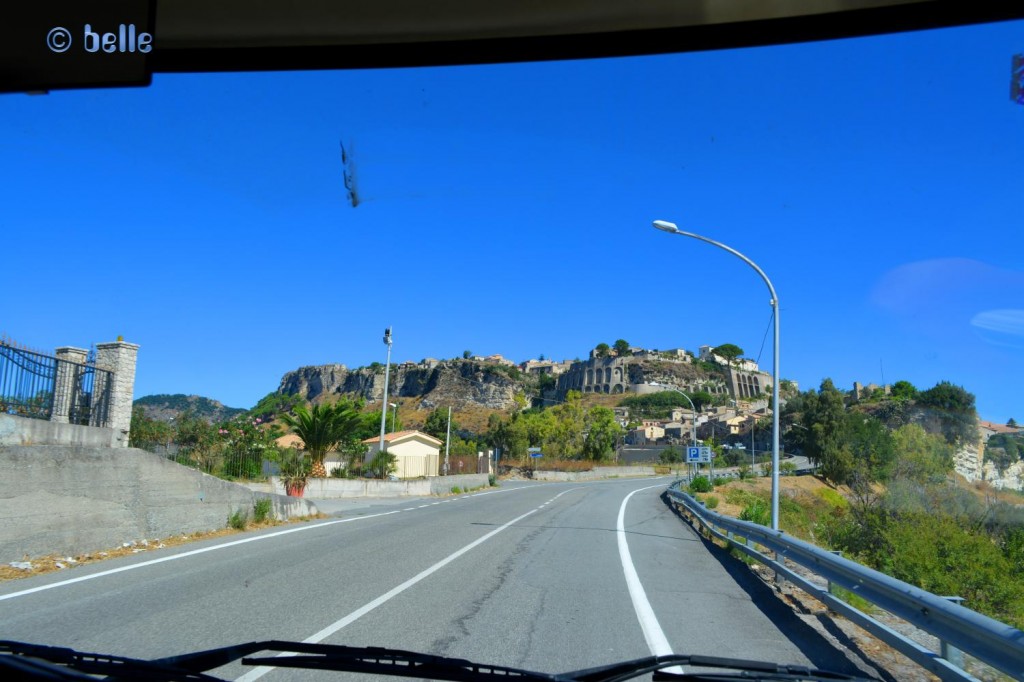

{"left": 1009, "top": 418, "right": 1019, "bottom": 428}
{"left": 279, "top": 402, "right": 362, "bottom": 477}
{"left": 613, "top": 339, "right": 631, "bottom": 357}
{"left": 595, "top": 343, "right": 610, "bottom": 358}
{"left": 462, "top": 350, "right": 472, "bottom": 359}
{"left": 713, "top": 343, "right": 744, "bottom": 365}
{"left": 802, "top": 379, "right": 851, "bottom": 485}
{"left": 916, "top": 381, "right": 980, "bottom": 445}
{"left": 423, "top": 407, "right": 455, "bottom": 441}
{"left": 174, "top": 410, "right": 224, "bottom": 474}
{"left": 890, "top": 380, "right": 918, "bottom": 401}
{"left": 890, "top": 423, "right": 954, "bottom": 483}
{"left": 583, "top": 406, "right": 621, "bottom": 461}
{"left": 129, "top": 406, "right": 173, "bottom": 451}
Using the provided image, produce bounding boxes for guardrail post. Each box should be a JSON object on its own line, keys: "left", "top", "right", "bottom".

{"left": 939, "top": 596, "right": 965, "bottom": 670}
{"left": 827, "top": 550, "right": 842, "bottom": 596}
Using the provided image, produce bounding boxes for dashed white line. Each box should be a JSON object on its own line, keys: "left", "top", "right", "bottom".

{"left": 235, "top": 504, "right": 545, "bottom": 681}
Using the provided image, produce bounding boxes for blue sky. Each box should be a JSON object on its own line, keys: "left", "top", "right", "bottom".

{"left": 2, "top": 18, "right": 1022, "bottom": 423}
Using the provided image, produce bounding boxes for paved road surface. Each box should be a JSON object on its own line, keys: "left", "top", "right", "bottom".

{"left": 0, "top": 478, "right": 864, "bottom": 679}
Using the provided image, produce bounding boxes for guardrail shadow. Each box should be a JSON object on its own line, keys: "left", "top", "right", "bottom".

{"left": 660, "top": 491, "right": 893, "bottom": 681}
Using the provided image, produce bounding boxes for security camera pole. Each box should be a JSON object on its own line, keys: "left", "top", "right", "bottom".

{"left": 378, "top": 327, "right": 393, "bottom": 479}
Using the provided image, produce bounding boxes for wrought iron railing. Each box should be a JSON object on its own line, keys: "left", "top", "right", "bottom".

{"left": 0, "top": 342, "right": 112, "bottom": 427}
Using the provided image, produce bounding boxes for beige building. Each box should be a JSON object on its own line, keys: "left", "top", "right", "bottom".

{"left": 363, "top": 430, "right": 442, "bottom": 479}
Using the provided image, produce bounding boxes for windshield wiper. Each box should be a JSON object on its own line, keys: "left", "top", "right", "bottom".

{"left": 0, "top": 640, "right": 223, "bottom": 681}
{"left": 1, "top": 640, "right": 877, "bottom": 682}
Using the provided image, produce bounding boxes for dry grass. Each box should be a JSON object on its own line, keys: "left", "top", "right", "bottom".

{"left": 0, "top": 514, "right": 325, "bottom": 584}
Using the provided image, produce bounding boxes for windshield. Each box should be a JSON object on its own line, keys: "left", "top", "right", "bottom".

{"left": 1, "top": 11, "right": 1022, "bottom": 682}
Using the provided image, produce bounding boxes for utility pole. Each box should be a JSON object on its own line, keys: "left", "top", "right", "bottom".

{"left": 444, "top": 405, "right": 452, "bottom": 476}
{"left": 378, "top": 327, "right": 393, "bottom": 479}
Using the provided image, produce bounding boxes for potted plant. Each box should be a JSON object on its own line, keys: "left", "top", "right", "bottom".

{"left": 276, "top": 447, "right": 311, "bottom": 497}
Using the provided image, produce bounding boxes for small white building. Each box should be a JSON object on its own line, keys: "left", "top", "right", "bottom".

{"left": 363, "top": 430, "right": 442, "bottom": 479}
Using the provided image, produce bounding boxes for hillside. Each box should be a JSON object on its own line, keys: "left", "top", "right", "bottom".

{"left": 278, "top": 359, "right": 531, "bottom": 411}
{"left": 133, "top": 394, "right": 246, "bottom": 424}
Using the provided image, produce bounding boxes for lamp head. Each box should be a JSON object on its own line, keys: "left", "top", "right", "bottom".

{"left": 652, "top": 220, "right": 679, "bottom": 234}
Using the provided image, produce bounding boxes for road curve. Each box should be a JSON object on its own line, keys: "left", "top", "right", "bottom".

{"left": 0, "top": 478, "right": 862, "bottom": 679}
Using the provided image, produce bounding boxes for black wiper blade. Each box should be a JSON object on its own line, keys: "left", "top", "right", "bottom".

{"left": 565, "top": 653, "right": 875, "bottom": 682}
{"left": 232, "top": 640, "right": 558, "bottom": 682}
{"left": 0, "top": 640, "right": 224, "bottom": 681}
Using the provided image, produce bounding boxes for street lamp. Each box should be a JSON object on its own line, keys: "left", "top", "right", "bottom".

{"left": 378, "top": 327, "right": 393, "bottom": 479}
{"left": 650, "top": 382, "right": 698, "bottom": 479}
{"left": 652, "top": 219, "right": 781, "bottom": 531}
{"left": 389, "top": 402, "right": 398, "bottom": 432}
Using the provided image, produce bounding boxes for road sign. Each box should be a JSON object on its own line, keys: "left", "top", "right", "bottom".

{"left": 530, "top": 452, "right": 543, "bottom": 458}
{"left": 686, "top": 446, "right": 701, "bottom": 463}
{"left": 699, "top": 446, "right": 712, "bottom": 463}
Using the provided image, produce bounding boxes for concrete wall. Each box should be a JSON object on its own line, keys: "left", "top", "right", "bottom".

{"left": 0, "top": 445, "right": 318, "bottom": 563}
{"left": 533, "top": 466, "right": 658, "bottom": 481}
{"left": 270, "top": 473, "right": 490, "bottom": 499}
{"left": 0, "top": 414, "right": 119, "bottom": 448}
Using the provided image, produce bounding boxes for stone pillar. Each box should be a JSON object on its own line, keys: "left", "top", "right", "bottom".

{"left": 93, "top": 341, "right": 140, "bottom": 446}
{"left": 50, "top": 347, "right": 88, "bottom": 424}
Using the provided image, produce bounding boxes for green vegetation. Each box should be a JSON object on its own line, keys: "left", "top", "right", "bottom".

{"left": 134, "top": 394, "right": 246, "bottom": 422}
{"left": 485, "top": 391, "right": 622, "bottom": 462}
{"left": 595, "top": 343, "right": 610, "bottom": 358}
{"left": 128, "top": 406, "right": 173, "bottom": 450}
{"left": 689, "top": 476, "right": 712, "bottom": 493}
{"left": 280, "top": 402, "right": 362, "bottom": 476}
{"left": 620, "top": 390, "right": 716, "bottom": 419}
{"left": 613, "top": 339, "right": 631, "bottom": 356}
{"left": 227, "top": 507, "right": 249, "bottom": 530}
{"left": 985, "top": 432, "right": 1024, "bottom": 473}
{"left": 739, "top": 498, "right": 770, "bottom": 526}
{"left": 712, "top": 343, "right": 743, "bottom": 366}
{"left": 253, "top": 498, "right": 272, "bottom": 524}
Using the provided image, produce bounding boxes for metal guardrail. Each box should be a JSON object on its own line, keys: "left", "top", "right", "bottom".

{"left": 666, "top": 484, "right": 1024, "bottom": 681}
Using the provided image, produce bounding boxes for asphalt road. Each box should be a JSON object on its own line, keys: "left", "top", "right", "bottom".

{"left": 0, "top": 478, "right": 864, "bottom": 680}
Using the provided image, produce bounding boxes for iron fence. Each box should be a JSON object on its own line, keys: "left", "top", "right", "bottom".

{"left": 0, "top": 342, "right": 112, "bottom": 427}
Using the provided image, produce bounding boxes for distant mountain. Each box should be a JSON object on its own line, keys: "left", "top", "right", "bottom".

{"left": 133, "top": 394, "right": 246, "bottom": 424}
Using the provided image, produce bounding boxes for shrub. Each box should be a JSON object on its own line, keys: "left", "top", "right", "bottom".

{"left": 713, "top": 477, "right": 730, "bottom": 487}
{"left": 253, "top": 498, "right": 272, "bottom": 524}
{"left": 228, "top": 508, "right": 249, "bottom": 530}
{"left": 739, "top": 499, "right": 771, "bottom": 526}
{"left": 450, "top": 486, "right": 462, "bottom": 494}
{"left": 705, "top": 495, "right": 720, "bottom": 509}
{"left": 689, "top": 476, "right": 712, "bottom": 493}
{"left": 488, "top": 474, "right": 497, "bottom": 486}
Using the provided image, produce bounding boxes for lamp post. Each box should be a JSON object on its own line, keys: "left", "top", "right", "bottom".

{"left": 378, "top": 327, "right": 393, "bottom": 479}
{"left": 444, "top": 405, "right": 452, "bottom": 476}
{"left": 650, "top": 382, "right": 697, "bottom": 479}
{"left": 652, "top": 219, "right": 781, "bottom": 531}
{"left": 389, "top": 402, "right": 398, "bottom": 432}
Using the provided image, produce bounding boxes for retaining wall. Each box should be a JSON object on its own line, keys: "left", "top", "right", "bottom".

{"left": 0, "top": 445, "right": 318, "bottom": 563}
{"left": 532, "top": 466, "right": 659, "bottom": 481}
{"left": 269, "top": 473, "right": 490, "bottom": 499}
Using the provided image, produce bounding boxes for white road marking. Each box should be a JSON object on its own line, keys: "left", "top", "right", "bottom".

{"left": 0, "top": 511, "right": 402, "bottom": 603}
{"left": 617, "top": 485, "right": 677, "bottom": 662}
{"left": 0, "top": 485, "right": 537, "bottom": 603}
{"left": 236, "top": 507, "right": 542, "bottom": 681}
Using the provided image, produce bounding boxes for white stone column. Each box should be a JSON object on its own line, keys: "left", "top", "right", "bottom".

{"left": 93, "top": 341, "right": 140, "bottom": 446}
{"left": 50, "top": 347, "right": 88, "bottom": 424}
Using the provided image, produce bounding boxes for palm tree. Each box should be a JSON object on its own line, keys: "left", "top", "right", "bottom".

{"left": 280, "top": 402, "right": 361, "bottom": 478}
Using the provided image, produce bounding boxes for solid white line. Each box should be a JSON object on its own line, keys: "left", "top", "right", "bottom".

{"left": 617, "top": 485, "right": 675, "bottom": 658}
{"left": 0, "top": 511, "right": 402, "bottom": 603}
{"left": 0, "top": 485, "right": 535, "bottom": 603}
{"left": 235, "top": 504, "right": 546, "bottom": 682}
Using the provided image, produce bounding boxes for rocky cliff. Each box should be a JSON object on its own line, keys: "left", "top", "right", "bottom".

{"left": 277, "top": 359, "right": 524, "bottom": 411}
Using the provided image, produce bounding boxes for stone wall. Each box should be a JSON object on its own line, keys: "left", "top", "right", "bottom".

{"left": 0, "top": 445, "right": 318, "bottom": 563}
{"left": 0, "top": 414, "right": 119, "bottom": 448}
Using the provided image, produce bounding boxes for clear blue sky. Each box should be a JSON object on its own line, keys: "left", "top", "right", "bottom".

{"left": 3, "top": 18, "right": 1022, "bottom": 423}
